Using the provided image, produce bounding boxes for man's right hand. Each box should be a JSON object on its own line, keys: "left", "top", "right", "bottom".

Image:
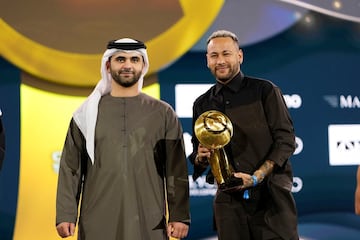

{"left": 56, "top": 222, "right": 75, "bottom": 238}
{"left": 195, "top": 144, "right": 212, "bottom": 166}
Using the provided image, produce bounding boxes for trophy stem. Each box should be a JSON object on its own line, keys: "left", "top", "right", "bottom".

{"left": 209, "top": 148, "right": 234, "bottom": 187}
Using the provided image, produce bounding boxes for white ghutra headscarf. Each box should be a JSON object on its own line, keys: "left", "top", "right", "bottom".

{"left": 73, "top": 38, "right": 149, "bottom": 164}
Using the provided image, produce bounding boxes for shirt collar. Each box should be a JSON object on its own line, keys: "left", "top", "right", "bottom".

{"left": 214, "top": 71, "right": 244, "bottom": 95}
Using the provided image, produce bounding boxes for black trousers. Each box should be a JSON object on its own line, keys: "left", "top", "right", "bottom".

{"left": 213, "top": 186, "right": 282, "bottom": 240}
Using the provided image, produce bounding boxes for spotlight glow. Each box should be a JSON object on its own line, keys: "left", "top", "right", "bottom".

{"left": 333, "top": 0, "right": 342, "bottom": 10}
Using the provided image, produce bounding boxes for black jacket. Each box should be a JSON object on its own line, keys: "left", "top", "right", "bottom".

{"left": 190, "top": 72, "right": 298, "bottom": 239}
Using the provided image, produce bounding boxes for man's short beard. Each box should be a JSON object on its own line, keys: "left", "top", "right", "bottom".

{"left": 111, "top": 70, "right": 141, "bottom": 88}
{"left": 114, "top": 76, "right": 139, "bottom": 87}
{"left": 211, "top": 69, "right": 231, "bottom": 83}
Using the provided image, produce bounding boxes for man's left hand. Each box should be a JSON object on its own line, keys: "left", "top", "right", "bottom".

{"left": 167, "top": 221, "right": 189, "bottom": 239}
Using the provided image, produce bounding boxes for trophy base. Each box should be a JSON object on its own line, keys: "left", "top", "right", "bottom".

{"left": 218, "top": 177, "right": 243, "bottom": 192}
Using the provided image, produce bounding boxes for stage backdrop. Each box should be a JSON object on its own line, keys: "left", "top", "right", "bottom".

{"left": 1, "top": 1, "right": 360, "bottom": 239}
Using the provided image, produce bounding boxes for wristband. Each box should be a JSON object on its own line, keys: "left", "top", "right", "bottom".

{"left": 254, "top": 170, "right": 266, "bottom": 183}
{"left": 243, "top": 189, "right": 250, "bottom": 199}
{"left": 251, "top": 175, "right": 258, "bottom": 187}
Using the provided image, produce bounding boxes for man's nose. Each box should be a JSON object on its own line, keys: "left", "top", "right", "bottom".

{"left": 216, "top": 55, "right": 225, "bottom": 64}
{"left": 123, "top": 60, "right": 133, "bottom": 68}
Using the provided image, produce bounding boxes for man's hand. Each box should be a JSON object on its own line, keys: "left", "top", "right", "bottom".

{"left": 218, "top": 172, "right": 249, "bottom": 193}
{"left": 233, "top": 172, "right": 254, "bottom": 189}
{"left": 195, "top": 144, "right": 212, "bottom": 166}
{"left": 197, "top": 144, "right": 212, "bottom": 158}
{"left": 56, "top": 222, "right": 75, "bottom": 238}
{"left": 232, "top": 159, "right": 275, "bottom": 190}
{"left": 167, "top": 222, "right": 189, "bottom": 239}
{"left": 222, "top": 172, "right": 258, "bottom": 193}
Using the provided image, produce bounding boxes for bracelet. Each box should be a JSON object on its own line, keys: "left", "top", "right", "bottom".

{"left": 251, "top": 175, "right": 258, "bottom": 187}
{"left": 243, "top": 189, "right": 250, "bottom": 200}
{"left": 254, "top": 170, "right": 266, "bottom": 183}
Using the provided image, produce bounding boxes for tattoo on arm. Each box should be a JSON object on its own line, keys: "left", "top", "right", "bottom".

{"left": 254, "top": 160, "right": 275, "bottom": 183}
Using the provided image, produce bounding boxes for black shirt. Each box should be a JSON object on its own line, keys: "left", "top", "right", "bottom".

{"left": 190, "top": 71, "right": 296, "bottom": 183}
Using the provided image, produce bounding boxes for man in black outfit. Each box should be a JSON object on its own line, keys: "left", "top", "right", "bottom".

{"left": 190, "top": 30, "right": 299, "bottom": 240}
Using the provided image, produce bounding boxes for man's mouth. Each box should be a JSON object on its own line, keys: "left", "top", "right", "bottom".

{"left": 216, "top": 67, "right": 228, "bottom": 73}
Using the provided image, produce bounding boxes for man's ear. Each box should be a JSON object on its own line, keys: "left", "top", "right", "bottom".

{"left": 238, "top": 49, "right": 244, "bottom": 65}
{"left": 106, "top": 60, "right": 110, "bottom": 72}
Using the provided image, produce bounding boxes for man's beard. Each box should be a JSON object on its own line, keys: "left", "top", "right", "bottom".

{"left": 213, "top": 64, "right": 239, "bottom": 83}
{"left": 110, "top": 69, "right": 141, "bottom": 87}
{"left": 212, "top": 68, "right": 232, "bottom": 83}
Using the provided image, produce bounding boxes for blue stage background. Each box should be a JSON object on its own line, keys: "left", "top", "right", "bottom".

{"left": 0, "top": 59, "right": 20, "bottom": 240}
{"left": 1, "top": 4, "right": 360, "bottom": 240}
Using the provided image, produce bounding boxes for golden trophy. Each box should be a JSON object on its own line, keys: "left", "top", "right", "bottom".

{"left": 194, "top": 110, "right": 243, "bottom": 190}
